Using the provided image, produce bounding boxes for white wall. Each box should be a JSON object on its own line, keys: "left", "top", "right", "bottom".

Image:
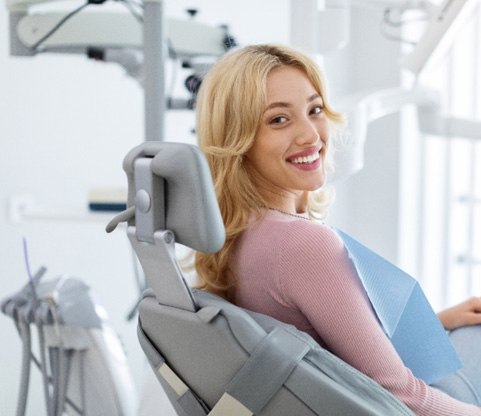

{"left": 0, "top": 1, "right": 402, "bottom": 415}
{"left": 325, "top": 5, "right": 402, "bottom": 262}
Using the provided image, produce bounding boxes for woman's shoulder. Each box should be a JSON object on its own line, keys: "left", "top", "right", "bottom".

{"left": 250, "top": 210, "right": 344, "bottom": 252}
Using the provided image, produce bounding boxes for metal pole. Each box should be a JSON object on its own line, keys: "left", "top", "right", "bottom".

{"left": 440, "top": 56, "right": 454, "bottom": 308}
{"left": 465, "top": 3, "right": 480, "bottom": 294}
{"left": 143, "top": 0, "right": 166, "bottom": 141}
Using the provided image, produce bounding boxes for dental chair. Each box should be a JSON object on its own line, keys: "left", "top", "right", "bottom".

{"left": 107, "top": 142, "right": 415, "bottom": 416}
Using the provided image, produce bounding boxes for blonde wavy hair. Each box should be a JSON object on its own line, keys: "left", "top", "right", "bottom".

{"left": 195, "top": 44, "right": 343, "bottom": 299}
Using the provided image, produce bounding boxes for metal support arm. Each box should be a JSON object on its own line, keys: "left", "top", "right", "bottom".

{"left": 334, "top": 87, "right": 481, "bottom": 181}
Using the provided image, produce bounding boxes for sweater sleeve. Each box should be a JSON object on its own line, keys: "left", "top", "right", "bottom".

{"left": 278, "top": 222, "right": 480, "bottom": 416}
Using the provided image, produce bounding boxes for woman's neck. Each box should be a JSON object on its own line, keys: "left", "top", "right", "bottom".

{"left": 249, "top": 168, "right": 309, "bottom": 214}
{"left": 263, "top": 192, "right": 309, "bottom": 215}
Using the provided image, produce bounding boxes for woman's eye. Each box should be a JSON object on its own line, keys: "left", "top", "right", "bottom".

{"left": 310, "top": 105, "right": 324, "bottom": 115}
{"left": 270, "top": 116, "right": 288, "bottom": 125}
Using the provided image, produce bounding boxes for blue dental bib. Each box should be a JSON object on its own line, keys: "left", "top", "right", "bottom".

{"left": 336, "top": 229, "right": 462, "bottom": 385}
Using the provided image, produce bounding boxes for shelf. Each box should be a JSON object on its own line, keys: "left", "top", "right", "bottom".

{"left": 9, "top": 195, "right": 119, "bottom": 224}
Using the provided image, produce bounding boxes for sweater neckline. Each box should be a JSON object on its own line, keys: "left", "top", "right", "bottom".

{"left": 265, "top": 208, "right": 310, "bottom": 221}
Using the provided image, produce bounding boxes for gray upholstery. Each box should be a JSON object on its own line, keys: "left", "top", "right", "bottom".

{"left": 138, "top": 289, "right": 414, "bottom": 415}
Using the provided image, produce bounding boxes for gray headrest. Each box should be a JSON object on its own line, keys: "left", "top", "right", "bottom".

{"left": 123, "top": 142, "right": 226, "bottom": 253}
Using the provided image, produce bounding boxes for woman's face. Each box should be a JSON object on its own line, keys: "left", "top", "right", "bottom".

{"left": 246, "top": 65, "right": 330, "bottom": 209}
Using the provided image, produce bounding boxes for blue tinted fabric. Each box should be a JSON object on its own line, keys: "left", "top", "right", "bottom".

{"left": 336, "top": 229, "right": 462, "bottom": 385}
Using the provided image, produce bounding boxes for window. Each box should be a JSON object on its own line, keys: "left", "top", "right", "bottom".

{"left": 399, "top": 3, "right": 481, "bottom": 311}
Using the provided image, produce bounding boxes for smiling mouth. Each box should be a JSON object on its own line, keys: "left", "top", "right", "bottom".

{"left": 287, "top": 149, "right": 321, "bottom": 165}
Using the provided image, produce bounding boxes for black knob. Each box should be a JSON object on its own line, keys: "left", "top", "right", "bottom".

{"left": 186, "top": 9, "right": 198, "bottom": 18}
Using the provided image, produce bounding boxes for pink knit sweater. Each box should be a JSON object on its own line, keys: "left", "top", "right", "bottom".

{"left": 231, "top": 210, "right": 480, "bottom": 416}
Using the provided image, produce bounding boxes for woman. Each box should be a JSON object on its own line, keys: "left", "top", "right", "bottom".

{"left": 195, "top": 44, "right": 481, "bottom": 415}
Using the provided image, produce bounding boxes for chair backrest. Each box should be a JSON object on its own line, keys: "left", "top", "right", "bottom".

{"left": 123, "top": 141, "right": 225, "bottom": 252}
{"left": 122, "top": 142, "right": 415, "bottom": 416}
{"left": 121, "top": 142, "right": 225, "bottom": 312}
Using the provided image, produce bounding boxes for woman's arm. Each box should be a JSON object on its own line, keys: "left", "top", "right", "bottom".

{"left": 437, "top": 297, "right": 481, "bottom": 330}
{"left": 278, "top": 222, "right": 481, "bottom": 416}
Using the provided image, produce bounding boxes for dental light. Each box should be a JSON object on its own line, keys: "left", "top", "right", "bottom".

{"left": 7, "top": 0, "right": 228, "bottom": 57}
{"left": 6, "top": 0, "right": 235, "bottom": 141}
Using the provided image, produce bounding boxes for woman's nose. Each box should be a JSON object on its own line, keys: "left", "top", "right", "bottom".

{"left": 295, "top": 118, "right": 320, "bottom": 146}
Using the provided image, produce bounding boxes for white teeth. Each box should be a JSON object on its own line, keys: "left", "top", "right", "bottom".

{"left": 291, "top": 152, "right": 320, "bottom": 164}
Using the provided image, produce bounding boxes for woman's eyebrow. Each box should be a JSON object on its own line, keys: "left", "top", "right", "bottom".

{"left": 264, "top": 101, "right": 291, "bottom": 112}
{"left": 308, "top": 93, "right": 322, "bottom": 102}
{"left": 264, "top": 94, "right": 322, "bottom": 113}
